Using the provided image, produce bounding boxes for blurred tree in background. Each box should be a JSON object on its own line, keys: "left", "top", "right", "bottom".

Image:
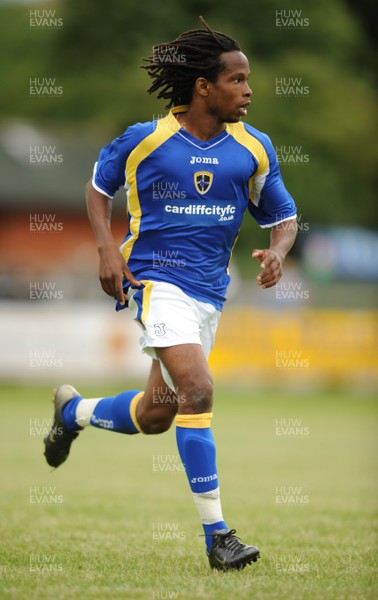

{"left": 0, "top": 0, "right": 376, "bottom": 254}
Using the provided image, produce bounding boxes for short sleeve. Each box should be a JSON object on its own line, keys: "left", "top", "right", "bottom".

{"left": 248, "top": 133, "right": 297, "bottom": 228}
{"left": 92, "top": 122, "right": 154, "bottom": 199}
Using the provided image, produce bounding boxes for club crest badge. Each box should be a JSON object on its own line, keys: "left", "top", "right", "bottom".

{"left": 194, "top": 171, "right": 213, "bottom": 195}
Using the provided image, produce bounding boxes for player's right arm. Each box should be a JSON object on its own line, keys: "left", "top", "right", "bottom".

{"left": 86, "top": 179, "right": 140, "bottom": 306}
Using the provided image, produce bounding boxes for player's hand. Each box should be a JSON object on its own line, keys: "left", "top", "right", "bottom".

{"left": 98, "top": 243, "right": 141, "bottom": 305}
{"left": 252, "top": 249, "right": 283, "bottom": 289}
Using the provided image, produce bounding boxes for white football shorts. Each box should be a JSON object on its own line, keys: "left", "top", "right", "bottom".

{"left": 128, "top": 280, "right": 221, "bottom": 390}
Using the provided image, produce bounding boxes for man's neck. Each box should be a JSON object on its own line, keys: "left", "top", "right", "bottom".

{"left": 175, "top": 106, "right": 226, "bottom": 142}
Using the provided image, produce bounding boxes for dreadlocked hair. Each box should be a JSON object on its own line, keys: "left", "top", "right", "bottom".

{"left": 141, "top": 16, "right": 241, "bottom": 108}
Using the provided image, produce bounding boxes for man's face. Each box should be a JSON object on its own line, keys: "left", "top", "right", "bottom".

{"left": 204, "top": 51, "right": 252, "bottom": 123}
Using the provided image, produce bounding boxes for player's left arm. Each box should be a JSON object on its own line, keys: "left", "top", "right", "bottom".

{"left": 252, "top": 219, "right": 297, "bottom": 288}
{"left": 247, "top": 130, "right": 298, "bottom": 288}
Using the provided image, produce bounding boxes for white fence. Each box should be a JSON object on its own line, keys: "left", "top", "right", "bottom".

{"left": 0, "top": 301, "right": 151, "bottom": 384}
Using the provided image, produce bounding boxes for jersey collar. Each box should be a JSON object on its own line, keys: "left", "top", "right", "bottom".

{"left": 165, "top": 105, "right": 189, "bottom": 132}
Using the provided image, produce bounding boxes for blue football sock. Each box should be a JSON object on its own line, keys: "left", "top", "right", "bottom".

{"left": 176, "top": 413, "right": 228, "bottom": 552}
{"left": 62, "top": 390, "right": 143, "bottom": 434}
{"left": 62, "top": 395, "right": 83, "bottom": 430}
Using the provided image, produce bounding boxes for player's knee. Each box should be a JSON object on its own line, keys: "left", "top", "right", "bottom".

{"left": 138, "top": 411, "right": 174, "bottom": 435}
{"left": 179, "top": 379, "right": 213, "bottom": 413}
{"left": 142, "top": 420, "right": 172, "bottom": 435}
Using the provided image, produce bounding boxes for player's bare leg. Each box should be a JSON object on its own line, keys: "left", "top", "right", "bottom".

{"left": 135, "top": 359, "right": 179, "bottom": 433}
{"left": 43, "top": 359, "right": 177, "bottom": 468}
{"left": 150, "top": 343, "right": 260, "bottom": 570}
{"left": 43, "top": 346, "right": 259, "bottom": 569}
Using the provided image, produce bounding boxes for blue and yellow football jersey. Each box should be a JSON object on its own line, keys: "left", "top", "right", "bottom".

{"left": 93, "top": 105, "right": 296, "bottom": 310}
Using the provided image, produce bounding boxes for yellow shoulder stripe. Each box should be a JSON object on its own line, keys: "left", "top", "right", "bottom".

{"left": 226, "top": 122, "right": 269, "bottom": 176}
{"left": 121, "top": 117, "right": 179, "bottom": 262}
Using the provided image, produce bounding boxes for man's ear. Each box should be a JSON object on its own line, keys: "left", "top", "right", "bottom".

{"left": 195, "top": 77, "right": 210, "bottom": 97}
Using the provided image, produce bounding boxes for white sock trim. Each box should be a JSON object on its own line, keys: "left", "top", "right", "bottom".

{"left": 75, "top": 398, "right": 102, "bottom": 428}
{"left": 192, "top": 487, "right": 224, "bottom": 525}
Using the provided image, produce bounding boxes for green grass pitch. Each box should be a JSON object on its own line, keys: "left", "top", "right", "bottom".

{"left": 0, "top": 384, "right": 376, "bottom": 599}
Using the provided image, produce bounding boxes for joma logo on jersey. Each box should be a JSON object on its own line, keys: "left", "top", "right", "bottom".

{"left": 190, "top": 156, "right": 219, "bottom": 164}
{"left": 194, "top": 171, "right": 213, "bottom": 195}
